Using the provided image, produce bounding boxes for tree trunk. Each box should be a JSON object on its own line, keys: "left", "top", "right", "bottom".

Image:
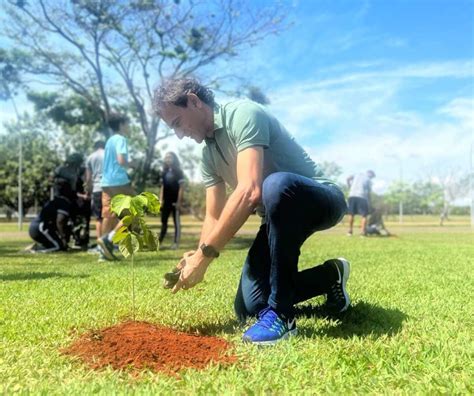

{"left": 136, "top": 118, "right": 160, "bottom": 192}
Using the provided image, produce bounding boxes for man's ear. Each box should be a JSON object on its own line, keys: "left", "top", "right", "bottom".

{"left": 187, "top": 93, "right": 201, "bottom": 108}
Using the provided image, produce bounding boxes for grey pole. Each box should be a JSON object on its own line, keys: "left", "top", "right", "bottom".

{"left": 470, "top": 142, "right": 474, "bottom": 230}
{"left": 399, "top": 158, "right": 403, "bottom": 224}
{"left": 11, "top": 98, "right": 22, "bottom": 231}
{"left": 19, "top": 131, "right": 23, "bottom": 231}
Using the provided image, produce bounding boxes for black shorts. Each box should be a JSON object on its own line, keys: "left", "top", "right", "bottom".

{"left": 91, "top": 191, "right": 103, "bottom": 220}
{"left": 348, "top": 197, "right": 369, "bottom": 216}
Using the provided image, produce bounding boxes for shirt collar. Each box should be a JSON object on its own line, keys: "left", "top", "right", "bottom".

{"left": 206, "top": 103, "right": 223, "bottom": 144}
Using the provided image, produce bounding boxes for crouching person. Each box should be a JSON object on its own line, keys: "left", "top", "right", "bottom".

{"left": 153, "top": 78, "right": 350, "bottom": 345}
{"left": 29, "top": 194, "right": 72, "bottom": 253}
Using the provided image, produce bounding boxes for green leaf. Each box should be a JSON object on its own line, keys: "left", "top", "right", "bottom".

{"left": 118, "top": 234, "right": 132, "bottom": 258}
{"left": 111, "top": 194, "right": 132, "bottom": 217}
{"left": 130, "top": 195, "right": 147, "bottom": 216}
{"left": 112, "top": 226, "right": 129, "bottom": 244}
{"left": 122, "top": 215, "right": 133, "bottom": 226}
{"left": 130, "top": 233, "right": 140, "bottom": 254}
{"left": 140, "top": 192, "right": 161, "bottom": 214}
{"left": 139, "top": 218, "right": 158, "bottom": 251}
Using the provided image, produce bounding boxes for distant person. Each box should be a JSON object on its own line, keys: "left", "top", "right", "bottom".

{"left": 159, "top": 152, "right": 186, "bottom": 250}
{"left": 53, "top": 153, "right": 91, "bottom": 249}
{"left": 366, "top": 207, "right": 391, "bottom": 237}
{"left": 346, "top": 170, "right": 376, "bottom": 236}
{"left": 85, "top": 140, "right": 105, "bottom": 239}
{"left": 28, "top": 182, "right": 72, "bottom": 253}
{"left": 53, "top": 153, "right": 83, "bottom": 201}
{"left": 98, "top": 113, "right": 135, "bottom": 260}
{"left": 72, "top": 165, "right": 91, "bottom": 249}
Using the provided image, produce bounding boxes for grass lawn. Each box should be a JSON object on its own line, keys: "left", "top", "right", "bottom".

{"left": 0, "top": 216, "right": 473, "bottom": 394}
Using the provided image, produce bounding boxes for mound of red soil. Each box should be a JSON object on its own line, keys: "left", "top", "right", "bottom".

{"left": 62, "top": 321, "right": 236, "bottom": 375}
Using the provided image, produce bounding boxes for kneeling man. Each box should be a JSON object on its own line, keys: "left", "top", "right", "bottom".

{"left": 153, "top": 78, "right": 349, "bottom": 345}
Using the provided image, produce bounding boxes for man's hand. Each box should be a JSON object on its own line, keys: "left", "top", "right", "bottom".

{"left": 172, "top": 250, "right": 212, "bottom": 293}
{"left": 177, "top": 250, "right": 195, "bottom": 269}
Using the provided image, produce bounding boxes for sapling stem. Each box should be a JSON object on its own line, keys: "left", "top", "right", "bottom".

{"left": 131, "top": 252, "right": 135, "bottom": 320}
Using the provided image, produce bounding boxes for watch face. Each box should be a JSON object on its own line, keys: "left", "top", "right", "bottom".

{"left": 201, "top": 243, "right": 218, "bottom": 258}
{"left": 202, "top": 245, "right": 211, "bottom": 256}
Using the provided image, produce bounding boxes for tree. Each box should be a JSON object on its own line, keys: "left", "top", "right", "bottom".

{"left": 2, "top": 0, "right": 286, "bottom": 190}
{"left": 246, "top": 86, "right": 270, "bottom": 105}
{"left": 320, "top": 161, "right": 343, "bottom": 182}
{"left": 383, "top": 181, "right": 414, "bottom": 215}
{"left": 27, "top": 91, "right": 149, "bottom": 164}
{"left": 0, "top": 114, "right": 61, "bottom": 213}
{"left": 0, "top": 47, "right": 22, "bottom": 103}
{"left": 438, "top": 170, "right": 469, "bottom": 224}
{"left": 412, "top": 181, "right": 444, "bottom": 215}
{"left": 178, "top": 143, "right": 201, "bottom": 181}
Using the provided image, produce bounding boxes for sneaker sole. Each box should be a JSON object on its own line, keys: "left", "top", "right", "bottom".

{"left": 243, "top": 328, "right": 298, "bottom": 346}
{"left": 97, "top": 239, "right": 117, "bottom": 261}
{"left": 337, "top": 257, "right": 351, "bottom": 312}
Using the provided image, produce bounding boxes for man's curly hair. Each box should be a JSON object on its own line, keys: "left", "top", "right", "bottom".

{"left": 152, "top": 77, "right": 215, "bottom": 115}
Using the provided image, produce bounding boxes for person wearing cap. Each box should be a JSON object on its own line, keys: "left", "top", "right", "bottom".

{"left": 152, "top": 78, "right": 350, "bottom": 345}
{"left": 346, "top": 170, "right": 376, "bottom": 236}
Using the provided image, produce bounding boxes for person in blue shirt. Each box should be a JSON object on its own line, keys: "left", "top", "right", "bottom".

{"left": 97, "top": 112, "right": 135, "bottom": 260}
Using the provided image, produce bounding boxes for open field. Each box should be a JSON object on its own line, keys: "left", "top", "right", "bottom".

{"left": 1, "top": 216, "right": 473, "bottom": 394}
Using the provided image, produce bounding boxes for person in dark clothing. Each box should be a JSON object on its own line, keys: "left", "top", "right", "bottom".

{"left": 366, "top": 207, "right": 391, "bottom": 237}
{"left": 72, "top": 166, "right": 91, "bottom": 249}
{"left": 29, "top": 187, "right": 72, "bottom": 252}
{"left": 159, "top": 152, "right": 186, "bottom": 249}
{"left": 53, "top": 153, "right": 83, "bottom": 201}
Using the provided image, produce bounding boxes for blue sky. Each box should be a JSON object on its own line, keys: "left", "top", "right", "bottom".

{"left": 210, "top": 0, "right": 474, "bottom": 194}
{"left": 2, "top": 0, "right": 473, "bottom": 195}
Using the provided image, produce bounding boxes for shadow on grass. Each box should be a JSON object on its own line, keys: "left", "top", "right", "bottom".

{"left": 295, "top": 301, "right": 407, "bottom": 339}
{"left": 0, "top": 244, "right": 29, "bottom": 256}
{"left": 156, "top": 235, "right": 254, "bottom": 254}
{"left": 0, "top": 272, "right": 90, "bottom": 281}
{"left": 185, "top": 319, "right": 243, "bottom": 336}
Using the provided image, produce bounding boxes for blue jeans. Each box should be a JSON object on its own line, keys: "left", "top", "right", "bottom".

{"left": 234, "top": 172, "right": 347, "bottom": 321}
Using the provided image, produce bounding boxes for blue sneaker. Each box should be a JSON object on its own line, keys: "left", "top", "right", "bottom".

{"left": 242, "top": 307, "right": 297, "bottom": 345}
{"left": 97, "top": 237, "right": 118, "bottom": 261}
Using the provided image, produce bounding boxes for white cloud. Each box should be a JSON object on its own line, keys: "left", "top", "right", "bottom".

{"left": 265, "top": 60, "right": 473, "bottom": 192}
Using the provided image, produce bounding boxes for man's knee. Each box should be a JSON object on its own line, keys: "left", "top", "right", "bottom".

{"left": 234, "top": 297, "right": 260, "bottom": 323}
{"left": 262, "top": 172, "right": 294, "bottom": 213}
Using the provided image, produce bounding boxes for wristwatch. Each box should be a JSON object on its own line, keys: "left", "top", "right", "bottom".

{"left": 200, "top": 243, "right": 220, "bottom": 258}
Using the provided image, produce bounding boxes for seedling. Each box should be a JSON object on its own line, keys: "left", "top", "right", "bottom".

{"left": 110, "top": 192, "right": 161, "bottom": 319}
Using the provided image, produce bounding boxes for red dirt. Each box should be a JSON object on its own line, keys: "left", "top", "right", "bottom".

{"left": 62, "top": 321, "right": 236, "bottom": 375}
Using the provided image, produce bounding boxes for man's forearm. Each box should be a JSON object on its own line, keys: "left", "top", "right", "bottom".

{"left": 199, "top": 215, "right": 218, "bottom": 246}
{"left": 200, "top": 187, "right": 258, "bottom": 251}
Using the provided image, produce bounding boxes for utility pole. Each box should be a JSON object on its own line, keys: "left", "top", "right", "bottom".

{"left": 399, "top": 158, "right": 403, "bottom": 224}
{"left": 11, "top": 98, "right": 23, "bottom": 231}
{"left": 469, "top": 142, "right": 474, "bottom": 231}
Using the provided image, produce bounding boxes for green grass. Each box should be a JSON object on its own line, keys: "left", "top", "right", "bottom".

{"left": 1, "top": 218, "right": 473, "bottom": 394}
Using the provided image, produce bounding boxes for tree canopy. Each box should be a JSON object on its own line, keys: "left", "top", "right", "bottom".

{"left": 2, "top": 0, "right": 287, "bottom": 190}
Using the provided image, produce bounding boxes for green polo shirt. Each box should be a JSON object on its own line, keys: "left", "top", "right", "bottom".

{"left": 201, "top": 99, "right": 335, "bottom": 216}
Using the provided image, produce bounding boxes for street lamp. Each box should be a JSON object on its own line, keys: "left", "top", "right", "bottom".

{"left": 388, "top": 154, "right": 404, "bottom": 224}
{"left": 10, "top": 98, "right": 23, "bottom": 231}
{"left": 470, "top": 142, "right": 474, "bottom": 230}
